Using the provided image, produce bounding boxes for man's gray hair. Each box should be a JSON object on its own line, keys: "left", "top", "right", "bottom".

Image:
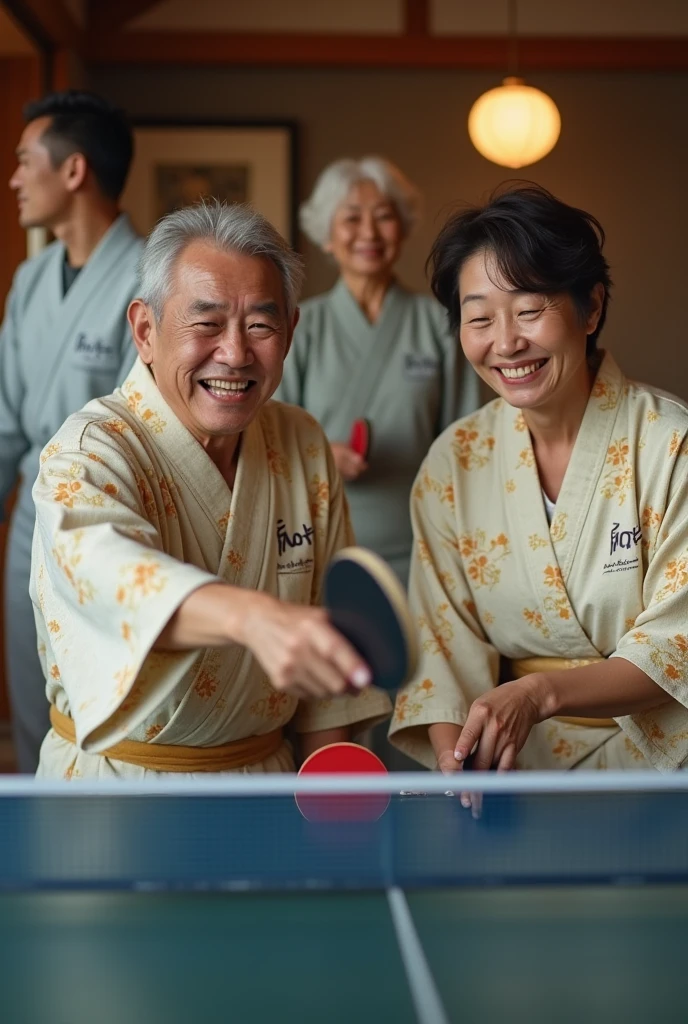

{"left": 138, "top": 200, "right": 304, "bottom": 321}
{"left": 299, "top": 156, "right": 422, "bottom": 248}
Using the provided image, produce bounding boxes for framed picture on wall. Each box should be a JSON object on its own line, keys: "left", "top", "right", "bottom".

{"left": 121, "top": 119, "right": 298, "bottom": 245}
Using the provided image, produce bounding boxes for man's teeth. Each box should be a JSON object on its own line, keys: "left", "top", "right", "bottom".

{"left": 500, "top": 361, "right": 545, "bottom": 379}
{"left": 204, "top": 379, "right": 249, "bottom": 392}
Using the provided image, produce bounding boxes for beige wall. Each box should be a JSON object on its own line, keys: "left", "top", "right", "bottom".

{"left": 91, "top": 65, "right": 688, "bottom": 398}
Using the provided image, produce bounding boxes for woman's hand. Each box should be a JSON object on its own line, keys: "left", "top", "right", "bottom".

{"left": 238, "top": 592, "right": 371, "bottom": 700}
{"left": 330, "top": 442, "right": 368, "bottom": 481}
{"left": 454, "top": 676, "right": 545, "bottom": 771}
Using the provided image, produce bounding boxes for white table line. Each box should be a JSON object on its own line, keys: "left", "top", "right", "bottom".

{"left": 387, "top": 886, "right": 450, "bottom": 1024}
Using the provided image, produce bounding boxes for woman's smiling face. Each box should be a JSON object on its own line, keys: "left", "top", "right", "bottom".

{"left": 458, "top": 249, "right": 604, "bottom": 412}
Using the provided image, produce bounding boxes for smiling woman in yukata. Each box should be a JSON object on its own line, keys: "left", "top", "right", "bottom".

{"left": 276, "top": 157, "right": 479, "bottom": 588}
{"left": 389, "top": 183, "right": 688, "bottom": 781}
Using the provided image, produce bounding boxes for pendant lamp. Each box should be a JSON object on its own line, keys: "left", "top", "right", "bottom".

{"left": 468, "top": 1, "right": 561, "bottom": 168}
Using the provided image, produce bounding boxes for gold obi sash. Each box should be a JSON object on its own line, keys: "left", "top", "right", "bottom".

{"left": 50, "top": 705, "right": 284, "bottom": 772}
{"left": 511, "top": 657, "right": 618, "bottom": 729}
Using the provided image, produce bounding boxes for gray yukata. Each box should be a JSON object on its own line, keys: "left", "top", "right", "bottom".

{"left": 276, "top": 279, "right": 480, "bottom": 584}
{"left": 0, "top": 214, "right": 142, "bottom": 771}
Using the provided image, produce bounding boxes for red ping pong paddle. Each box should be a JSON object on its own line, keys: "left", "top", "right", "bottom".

{"left": 349, "top": 418, "right": 371, "bottom": 460}
{"left": 295, "top": 742, "right": 390, "bottom": 822}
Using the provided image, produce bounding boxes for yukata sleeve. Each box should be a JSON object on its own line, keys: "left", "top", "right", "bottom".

{"left": 31, "top": 425, "right": 218, "bottom": 752}
{"left": 612, "top": 446, "right": 688, "bottom": 770}
{"left": 388, "top": 444, "right": 500, "bottom": 767}
{"left": 291, "top": 438, "right": 393, "bottom": 736}
{"left": 0, "top": 274, "right": 29, "bottom": 515}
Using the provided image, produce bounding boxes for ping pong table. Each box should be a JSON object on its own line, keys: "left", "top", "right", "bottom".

{"left": 2, "top": 772, "right": 688, "bottom": 1024}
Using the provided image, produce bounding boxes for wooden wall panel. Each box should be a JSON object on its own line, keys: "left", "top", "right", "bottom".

{"left": 0, "top": 54, "right": 40, "bottom": 727}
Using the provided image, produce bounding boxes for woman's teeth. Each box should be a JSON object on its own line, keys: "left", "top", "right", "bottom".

{"left": 499, "top": 360, "right": 546, "bottom": 379}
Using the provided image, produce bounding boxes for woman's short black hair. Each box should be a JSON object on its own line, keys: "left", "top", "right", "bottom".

{"left": 428, "top": 182, "right": 612, "bottom": 355}
{"left": 24, "top": 90, "right": 133, "bottom": 201}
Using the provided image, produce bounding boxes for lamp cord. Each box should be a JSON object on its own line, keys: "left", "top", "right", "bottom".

{"left": 507, "top": 0, "right": 519, "bottom": 77}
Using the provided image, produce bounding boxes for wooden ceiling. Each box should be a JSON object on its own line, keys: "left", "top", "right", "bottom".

{"left": 4, "top": 0, "right": 688, "bottom": 70}
{"left": 0, "top": 5, "right": 35, "bottom": 54}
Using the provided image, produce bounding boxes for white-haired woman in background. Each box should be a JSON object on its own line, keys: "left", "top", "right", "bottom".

{"left": 276, "top": 156, "right": 479, "bottom": 587}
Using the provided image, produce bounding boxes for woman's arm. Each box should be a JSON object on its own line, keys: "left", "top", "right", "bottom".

{"left": 453, "top": 659, "right": 671, "bottom": 771}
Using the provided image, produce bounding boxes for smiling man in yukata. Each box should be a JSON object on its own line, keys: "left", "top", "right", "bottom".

{"left": 30, "top": 200, "right": 391, "bottom": 779}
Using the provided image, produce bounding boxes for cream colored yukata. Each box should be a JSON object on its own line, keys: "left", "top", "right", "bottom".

{"left": 31, "top": 357, "right": 391, "bottom": 779}
{"left": 389, "top": 352, "right": 688, "bottom": 772}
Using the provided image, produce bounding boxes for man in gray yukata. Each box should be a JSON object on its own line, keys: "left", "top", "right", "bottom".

{"left": 0, "top": 90, "right": 142, "bottom": 771}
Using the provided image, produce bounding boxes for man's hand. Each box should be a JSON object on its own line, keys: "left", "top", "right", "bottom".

{"left": 157, "top": 583, "right": 371, "bottom": 701}
{"left": 330, "top": 442, "right": 368, "bottom": 482}
{"left": 239, "top": 593, "right": 371, "bottom": 700}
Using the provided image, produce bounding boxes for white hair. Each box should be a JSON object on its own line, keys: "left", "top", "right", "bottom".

{"left": 138, "top": 200, "right": 304, "bottom": 322}
{"left": 299, "top": 156, "right": 422, "bottom": 247}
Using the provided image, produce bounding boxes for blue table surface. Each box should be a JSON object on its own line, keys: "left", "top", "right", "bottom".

{"left": 3, "top": 783, "right": 688, "bottom": 1022}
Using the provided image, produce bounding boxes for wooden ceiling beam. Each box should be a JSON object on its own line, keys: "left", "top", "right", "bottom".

{"left": 2, "top": 0, "right": 82, "bottom": 49}
{"left": 85, "top": 31, "right": 688, "bottom": 72}
{"left": 404, "top": 0, "right": 429, "bottom": 37}
{"left": 88, "top": 0, "right": 163, "bottom": 36}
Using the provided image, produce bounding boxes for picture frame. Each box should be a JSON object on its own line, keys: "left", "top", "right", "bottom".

{"left": 121, "top": 119, "right": 299, "bottom": 245}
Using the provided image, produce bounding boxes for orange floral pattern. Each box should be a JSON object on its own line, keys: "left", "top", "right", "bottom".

{"left": 458, "top": 530, "right": 510, "bottom": 590}
{"left": 263, "top": 425, "right": 292, "bottom": 482}
{"left": 123, "top": 385, "right": 167, "bottom": 435}
{"left": 451, "top": 418, "right": 495, "bottom": 471}
{"left": 641, "top": 506, "right": 662, "bottom": 552}
{"left": 393, "top": 679, "right": 435, "bottom": 723}
{"left": 308, "top": 475, "right": 329, "bottom": 519}
{"left": 40, "top": 442, "right": 61, "bottom": 463}
{"left": 419, "top": 605, "right": 454, "bottom": 660}
{"left": 516, "top": 447, "right": 535, "bottom": 470}
{"left": 413, "top": 467, "right": 455, "bottom": 509}
{"left": 102, "top": 418, "right": 129, "bottom": 436}
{"left": 159, "top": 476, "right": 177, "bottom": 518}
{"left": 226, "top": 548, "right": 246, "bottom": 572}
{"left": 544, "top": 595, "right": 571, "bottom": 620}
{"left": 652, "top": 556, "right": 688, "bottom": 605}
{"left": 116, "top": 559, "right": 166, "bottom": 610}
{"left": 591, "top": 376, "right": 624, "bottom": 411}
{"left": 600, "top": 438, "right": 633, "bottom": 505}
{"left": 136, "top": 476, "right": 157, "bottom": 519}
{"left": 249, "top": 687, "right": 291, "bottom": 721}
{"left": 550, "top": 512, "right": 568, "bottom": 544}
{"left": 629, "top": 630, "right": 688, "bottom": 683}
{"left": 194, "top": 669, "right": 218, "bottom": 699}
{"left": 669, "top": 431, "right": 683, "bottom": 458}
{"left": 523, "top": 607, "right": 551, "bottom": 638}
{"left": 543, "top": 564, "right": 565, "bottom": 592}
{"left": 53, "top": 532, "right": 95, "bottom": 605}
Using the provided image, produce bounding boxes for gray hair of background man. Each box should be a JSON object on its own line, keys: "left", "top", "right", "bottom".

{"left": 138, "top": 200, "right": 305, "bottom": 323}
{"left": 299, "top": 156, "right": 422, "bottom": 248}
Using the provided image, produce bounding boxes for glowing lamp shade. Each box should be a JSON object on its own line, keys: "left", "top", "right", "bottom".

{"left": 468, "top": 77, "right": 561, "bottom": 169}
